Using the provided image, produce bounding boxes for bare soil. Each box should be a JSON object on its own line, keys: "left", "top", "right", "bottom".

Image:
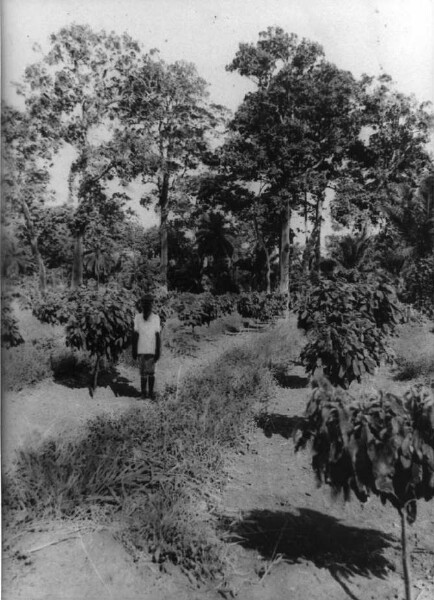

{"left": 2, "top": 321, "right": 434, "bottom": 600}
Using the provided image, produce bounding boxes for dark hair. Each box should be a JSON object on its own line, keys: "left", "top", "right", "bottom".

{"left": 141, "top": 295, "right": 153, "bottom": 320}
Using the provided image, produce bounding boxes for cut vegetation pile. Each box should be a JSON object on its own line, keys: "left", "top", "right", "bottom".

{"left": 3, "top": 325, "right": 292, "bottom": 585}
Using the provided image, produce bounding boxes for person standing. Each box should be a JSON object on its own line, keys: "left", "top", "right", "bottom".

{"left": 132, "top": 294, "right": 161, "bottom": 399}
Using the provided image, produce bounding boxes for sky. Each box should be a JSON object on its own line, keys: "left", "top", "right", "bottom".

{"left": 2, "top": 0, "right": 434, "bottom": 228}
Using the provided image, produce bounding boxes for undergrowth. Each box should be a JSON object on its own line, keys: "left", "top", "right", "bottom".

{"left": 394, "top": 355, "right": 434, "bottom": 384}
{"left": 4, "top": 328, "right": 279, "bottom": 585}
{"left": 393, "top": 321, "right": 434, "bottom": 386}
{"left": 2, "top": 341, "right": 95, "bottom": 391}
{"left": 2, "top": 340, "right": 56, "bottom": 391}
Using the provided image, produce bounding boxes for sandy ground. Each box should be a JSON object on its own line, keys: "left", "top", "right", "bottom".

{"left": 2, "top": 321, "right": 434, "bottom": 600}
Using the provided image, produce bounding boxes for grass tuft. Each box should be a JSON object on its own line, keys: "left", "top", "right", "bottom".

{"left": 4, "top": 325, "right": 284, "bottom": 583}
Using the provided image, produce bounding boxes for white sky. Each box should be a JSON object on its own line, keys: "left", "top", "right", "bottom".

{"left": 3, "top": 0, "right": 433, "bottom": 108}
{"left": 2, "top": 0, "right": 434, "bottom": 228}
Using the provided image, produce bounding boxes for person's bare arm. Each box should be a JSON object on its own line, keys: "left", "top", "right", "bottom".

{"left": 132, "top": 327, "right": 139, "bottom": 360}
{"left": 155, "top": 331, "right": 161, "bottom": 361}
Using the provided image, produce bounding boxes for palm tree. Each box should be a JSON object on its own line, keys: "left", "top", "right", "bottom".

{"left": 336, "top": 228, "right": 373, "bottom": 270}
{"left": 384, "top": 173, "right": 434, "bottom": 260}
{"left": 195, "top": 212, "right": 237, "bottom": 292}
{"left": 196, "top": 212, "right": 235, "bottom": 266}
{"left": 383, "top": 173, "right": 434, "bottom": 311}
{"left": 83, "top": 247, "right": 113, "bottom": 288}
{"left": 329, "top": 227, "right": 373, "bottom": 277}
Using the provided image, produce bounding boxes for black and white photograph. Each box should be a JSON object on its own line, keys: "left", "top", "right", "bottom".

{"left": 2, "top": 1, "right": 434, "bottom": 599}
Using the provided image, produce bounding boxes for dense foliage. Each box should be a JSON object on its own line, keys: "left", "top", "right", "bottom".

{"left": 237, "top": 292, "right": 288, "bottom": 321}
{"left": 298, "top": 278, "right": 401, "bottom": 387}
{"left": 401, "top": 257, "right": 434, "bottom": 318}
{"left": 295, "top": 379, "right": 434, "bottom": 600}
{"left": 64, "top": 287, "right": 135, "bottom": 363}
{"left": 2, "top": 24, "right": 432, "bottom": 305}
{"left": 32, "top": 286, "right": 135, "bottom": 391}
{"left": 296, "top": 382, "right": 434, "bottom": 520}
{"left": 167, "top": 292, "right": 234, "bottom": 332}
{"left": 1, "top": 298, "right": 24, "bottom": 348}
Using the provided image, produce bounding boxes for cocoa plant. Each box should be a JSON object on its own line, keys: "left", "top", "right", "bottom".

{"left": 33, "top": 286, "right": 135, "bottom": 393}
{"left": 298, "top": 278, "right": 401, "bottom": 387}
{"left": 296, "top": 381, "right": 434, "bottom": 600}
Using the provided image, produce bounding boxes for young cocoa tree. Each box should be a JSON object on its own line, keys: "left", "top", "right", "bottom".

{"left": 296, "top": 381, "right": 434, "bottom": 600}
{"left": 298, "top": 277, "right": 401, "bottom": 387}
{"left": 33, "top": 286, "right": 135, "bottom": 393}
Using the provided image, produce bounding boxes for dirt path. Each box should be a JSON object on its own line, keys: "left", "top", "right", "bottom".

{"left": 3, "top": 322, "right": 434, "bottom": 600}
{"left": 2, "top": 326, "right": 249, "bottom": 466}
{"left": 1, "top": 326, "right": 263, "bottom": 600}
{"left": 219, "top": 364, "right": 434, "bottom": 600}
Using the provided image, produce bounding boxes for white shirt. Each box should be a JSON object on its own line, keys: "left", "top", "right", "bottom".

{"left": 134, "top": 312, "right": 161, "bottom": 354}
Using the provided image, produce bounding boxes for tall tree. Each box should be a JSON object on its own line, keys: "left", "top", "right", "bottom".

{"left": 16, "top": 24, "right": 144, "bottom": 287}
{"left": 331, "top": 76, "right": 433, "bottom": 230}
{"left": 117, "top": 56, "right": 227, "bottom": 291}
{"left": 2, "top": 105, "right": 55, "bottom": 293}
{"left": 186, "top": 171, "right": 278, "bottom": 292}
{"left": 384, "top": 172, "right": 434, "bottom": 260}
{"left": 226, "top": 27, "right": 362, "bottom": 294}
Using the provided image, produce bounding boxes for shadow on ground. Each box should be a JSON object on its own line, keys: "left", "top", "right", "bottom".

{"left": 273, "top": 372, "right": 309, "bottom": 388}
{"left": 221, "top": 507, "right": 395, "bottom": 585}
{"left": 256, "top": 413, "right": 304, "bottom": 439}
{"left": 53, "top": 365, "right": 141, "bottom": 398}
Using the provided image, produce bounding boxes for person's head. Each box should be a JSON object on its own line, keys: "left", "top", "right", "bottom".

{"left": 141, "top": 294, "right": 154, "bottom": 319}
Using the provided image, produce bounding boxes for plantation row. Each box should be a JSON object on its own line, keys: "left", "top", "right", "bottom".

{"left": 2, "top": 266, "right": 415, "bottom": 396}
{"left": 4, "top": 305, "right": 434, "bottom": 598}
{"left": 3, "top": 330, "right": 278, "bottom": 585}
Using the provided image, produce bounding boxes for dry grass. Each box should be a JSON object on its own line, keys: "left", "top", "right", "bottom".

{"left": 2, "top": 305, "right": 65, "bottom": 391}
{"left": 4, "top": 323, "right": 287, "bottom": 583}
{"left": 392, "top": 321, "right": 434, "bottom": 386}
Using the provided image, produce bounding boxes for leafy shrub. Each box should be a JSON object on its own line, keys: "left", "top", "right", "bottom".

{"left": 1, "top": 300, "right": 24, "bottom": 348}
{"left": 33, "top": 286, "right": 135, "bottom": 392}
{"left": 171, "top": 293, "right": 206, "bottom": 332}
{"left": 65, "top": 287, "right": 134, "bottom": 361}
{"left": 237, "top": 292, "right": 287, "bottom": 321}
{"left": 300, "top": 318, "right": 387, "bottom": 387}
{"left": 298, "top": 278, "right": 401, "bottom": 387}
{"left": 298, "top": 278, "right": 400, "bottom": 333}
{"left": 296, "top": 381, "right": 434, "bottom": 600}
{"left": 168, "top": 292, "right": 237, "bottom": 332}
{"left": 401, "top": 257, "right": 434, "bottom": 318}
{"left": 32, "top": 290, "right": 73, "bottom": 325}
{"left": 296, "top": 382, "right": 434, "bottom": 518}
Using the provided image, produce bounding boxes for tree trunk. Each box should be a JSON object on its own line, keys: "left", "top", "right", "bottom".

{"left": 159, "top": 172, "right": 170, "bottom": 291}
{"left": 279, "top": 198, "right": 291, "bottom": 297}
{"left": 71, "top": 232, "right": 84, "bottom": 289}
{"left": 20, "top": 198, "right": 47, "bottom": 294}
{"left": 301, "top": 236, "right": 311, "bottom": 276}
{"left": 314, "top": 192, "right": 324, "bottom": 274}
{"left": 253, "top": 215, "right": 271, "bottom": 293}
{"left": 400, "top": 510, "right": 413, "bottom": 600}
{"left": 92, "top": 354, "right": 101, "bottom": 395}
{"left": 263, "top": 248, "right": 271, "bottom": 294}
